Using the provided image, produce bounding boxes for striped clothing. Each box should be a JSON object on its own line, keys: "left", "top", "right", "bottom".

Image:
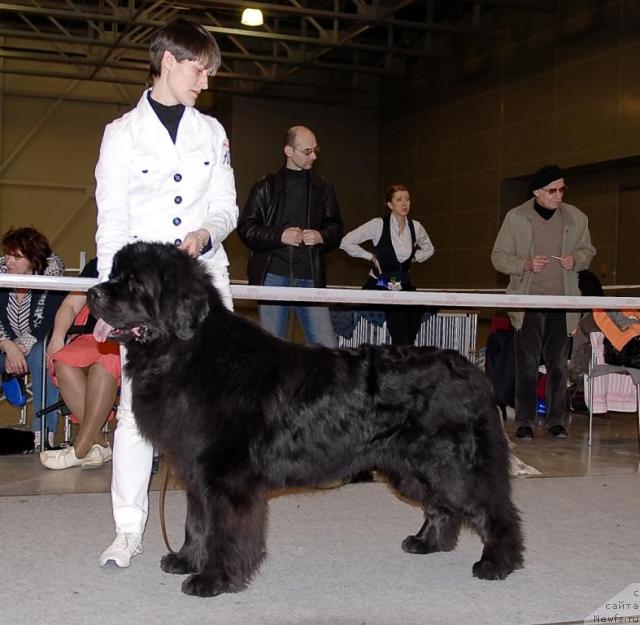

{"left": 0, "top": 253, "right": 65, "bottom": 356}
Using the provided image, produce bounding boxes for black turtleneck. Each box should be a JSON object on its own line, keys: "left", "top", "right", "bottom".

{"left": 269, "top": 168, "right": 312, "bottom": 279}
{"left": 147, "top": 91, "right": 185, "bottom": 144}
{"left": 533, "top": 200, "right": 558, "bottom": 221}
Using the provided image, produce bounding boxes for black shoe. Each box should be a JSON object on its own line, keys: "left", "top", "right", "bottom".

{"left": 548, "top": 425, "right": 568, "bottom": 439}
{"left": 515, "top": 426, "right": 534, "bottom": 440}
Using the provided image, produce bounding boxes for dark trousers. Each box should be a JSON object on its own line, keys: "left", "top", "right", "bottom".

{"left": 385, "top": 306, "right": 425, "bottom": 346}
{"left": 362, "top": 277, "right": 424, "bottom": 346}
{"left": 514, "top": 311, "right": 569, "bottom": 428}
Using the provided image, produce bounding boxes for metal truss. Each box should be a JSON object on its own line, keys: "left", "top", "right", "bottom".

{"left": 0, "top": 0, "right": 557, "bottom": 105}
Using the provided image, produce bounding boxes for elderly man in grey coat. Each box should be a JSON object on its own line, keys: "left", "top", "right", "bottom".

{"left": 492, "top": 164, "right": 596, "bottom": 441}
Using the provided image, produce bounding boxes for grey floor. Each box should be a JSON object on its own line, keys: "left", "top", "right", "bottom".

{"left": 1, "top": 404, "right": 638, "bottom": 497}
{"left": 1, "top": 401, "right": 639, "bottom": 625}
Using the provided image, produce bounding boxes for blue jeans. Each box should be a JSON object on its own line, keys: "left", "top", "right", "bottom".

{"left": 259, "top": 273, "right": 337, "bottom": 347}
{"left": 0, "top": 340, "right": 59, "bottom": 433}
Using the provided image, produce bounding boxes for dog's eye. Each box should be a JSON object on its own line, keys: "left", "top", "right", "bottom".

{"left": 128, "top": 274, "right": 144, "bottom": 293}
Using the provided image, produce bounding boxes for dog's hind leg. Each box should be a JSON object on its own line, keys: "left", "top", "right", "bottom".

{"left": 402, "top": 507, "right": 461, "bottom": 554}
{"left": 467, "top": 493, "right": 524, "bottom": 581}
{"left": 426, "top": 453, "right": 524, "bottom": 579}
{"left": 181, "top": 485, "right": 268, "bottom": 598}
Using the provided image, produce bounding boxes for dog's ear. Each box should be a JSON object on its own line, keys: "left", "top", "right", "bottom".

{"left": 174, "top": 291, "right": 209, "bottom": 341}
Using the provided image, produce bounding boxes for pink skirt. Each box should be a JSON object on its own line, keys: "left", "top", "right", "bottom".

{"left": 49, "top": 334, "right": 121, "bottom": 386}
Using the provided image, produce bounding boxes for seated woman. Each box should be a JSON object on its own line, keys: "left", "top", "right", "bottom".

{"left": 0, "top": 227, "right": 65, "bottom": 449}
{"left": 340, "top": 184, "right": 435, "bottom": 345}
{"left": 40, "top": 258, "right": 120, "bottom": 470}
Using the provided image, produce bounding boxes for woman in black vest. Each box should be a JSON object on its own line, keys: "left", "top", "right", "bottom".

{"left": 340, "top": 185, "right": 435, "bottom": 345}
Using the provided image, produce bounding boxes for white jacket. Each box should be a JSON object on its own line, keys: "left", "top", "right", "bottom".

{"left": 95, "top": 89, "right": 238, "bottom": 280}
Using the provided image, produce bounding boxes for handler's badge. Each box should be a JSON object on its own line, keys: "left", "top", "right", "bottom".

{"left": 222, "top": 139, "right": 231, "bottom": 169}
{"left": 375, "top": 275, "right": 403, "bottom": 291}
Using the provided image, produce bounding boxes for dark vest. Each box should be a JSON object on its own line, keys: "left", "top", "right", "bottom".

{"left": 372, "top": 214, "right": 417, "bottom": 287}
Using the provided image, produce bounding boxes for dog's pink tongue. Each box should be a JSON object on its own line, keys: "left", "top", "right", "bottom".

{"left": 93, "top": 318, "right": 114, "bottom": 343}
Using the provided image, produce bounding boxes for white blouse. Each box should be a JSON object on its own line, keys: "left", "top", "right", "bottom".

{"left": 340, "top": 217, "right": 434, "bottom": 264}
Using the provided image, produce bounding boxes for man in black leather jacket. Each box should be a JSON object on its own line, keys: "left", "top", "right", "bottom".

{"left": 237, "top": 125, "right": 343, "bottom": 346}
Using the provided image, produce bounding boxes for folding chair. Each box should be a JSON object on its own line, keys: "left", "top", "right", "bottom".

{"left": 584, "top": 331, "right": 640, "bottom": 447}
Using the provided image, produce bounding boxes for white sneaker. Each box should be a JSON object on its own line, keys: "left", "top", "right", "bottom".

{"left": 33, "top": 431, "right": 55, "bottom": 450}
{"left": 99, "top": 533, "right": 143, "bottom": 568}
{"left": 81, "top": 443, "right": 112, "bottom": 470}
{"left": 40, "top": 444, "right": 82, "bottom": 470}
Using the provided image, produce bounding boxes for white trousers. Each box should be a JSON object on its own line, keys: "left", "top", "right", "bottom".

{"left": 110, "top": 264, "right": 233, "bottom": 536}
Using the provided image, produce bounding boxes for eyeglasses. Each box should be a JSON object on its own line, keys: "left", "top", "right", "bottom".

{"left": 542, "top": 185, "right": 568, "bottom": 196}
{"left": 293, "top": 146, "right": 320, "bottom": 156}
{"left": 4, "top": 252, "right": 27, "bottom": 261}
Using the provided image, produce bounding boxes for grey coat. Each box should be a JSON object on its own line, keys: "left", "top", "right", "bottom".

{"left": 491, "top": 198, "right": 596, "bottom": 334}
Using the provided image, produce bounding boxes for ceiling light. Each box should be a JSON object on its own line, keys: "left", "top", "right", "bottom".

{"left": 241, "top": 8, "right": 264, "bottom": 27}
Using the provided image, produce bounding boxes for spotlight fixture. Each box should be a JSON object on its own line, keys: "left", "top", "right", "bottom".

{"left": 241, "top": 8, "right": 264, "bottom": 27}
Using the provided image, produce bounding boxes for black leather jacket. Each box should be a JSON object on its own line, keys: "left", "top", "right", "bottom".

{"left": 237, "top": 167, "right": 343, "bottom": 287}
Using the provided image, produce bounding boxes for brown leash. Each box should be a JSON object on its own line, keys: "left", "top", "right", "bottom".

{"left": 159, "top": 458, "right": 175, "bottom": 553}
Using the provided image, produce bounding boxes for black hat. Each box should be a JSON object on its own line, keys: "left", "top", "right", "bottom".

{"left": 530, "top": 164, "right": 563, "bottom": 195}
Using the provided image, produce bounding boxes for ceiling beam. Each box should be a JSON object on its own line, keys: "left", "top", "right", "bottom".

{"left": 0, "top": 2, "right": 500, "bottom": 38}
{"left": 257, "top": 0, "right": 416, "bottom": 93}
{"left": 0, "top": 38, "right": 402, "bottom": 75}
{"left": 0, "top": 49, "right": 378, "bottom": 89}
{"left": 176, "top": 0, "right": 502, "bottom": 34}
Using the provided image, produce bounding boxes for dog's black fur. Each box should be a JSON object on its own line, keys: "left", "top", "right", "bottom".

{"left": 88, "top": 241, "right": 524, "bottom": 597}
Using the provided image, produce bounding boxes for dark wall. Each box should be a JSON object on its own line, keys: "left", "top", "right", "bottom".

{"left": 380, "top": 0, "right": 640, "bottom": 290}
{"left": 228, "top": 95, "right": 380, "bottom": 286}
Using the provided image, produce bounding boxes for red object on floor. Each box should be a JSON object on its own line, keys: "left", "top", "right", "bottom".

{"left": 536, "top": 373, "right": 547, "bottom": 399}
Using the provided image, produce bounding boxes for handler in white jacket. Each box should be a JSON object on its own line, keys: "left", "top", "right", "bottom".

{"left": 95, "top": 18, "right": 238, "bottom": 568}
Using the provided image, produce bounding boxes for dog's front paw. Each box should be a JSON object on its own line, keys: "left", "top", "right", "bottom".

{"left": 402, "top": 535, "right": 447, "bottom": 554}
{"left": 181, "top": 573, "right": 236, "bottom": 597}
{"left": 472, "top": 557, "right": 516, "bottom": 580}
{"left": 402, "top": 535, "right": 431, "bottom": 554}
{"left": 161, "top": 552, "right": 195, "bottom": 575}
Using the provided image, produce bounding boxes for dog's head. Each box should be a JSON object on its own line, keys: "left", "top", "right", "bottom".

{"left": 87, "top": 242, "right": 211, "bottom": 345}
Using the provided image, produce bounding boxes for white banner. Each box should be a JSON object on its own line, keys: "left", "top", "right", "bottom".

{"left": 1, "top": 274, "right": 640, "bottom": 310}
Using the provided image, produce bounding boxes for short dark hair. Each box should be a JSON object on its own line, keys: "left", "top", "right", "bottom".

{"left": 1, "top": 227, "right": 52, "bottom": 275}
{"left": 148, "top": 18, "right": 221, "bottom": 82}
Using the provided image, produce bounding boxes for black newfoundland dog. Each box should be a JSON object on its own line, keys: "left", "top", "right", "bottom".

{"left": 87, "top": 242, "right": 524, "bottom": 597}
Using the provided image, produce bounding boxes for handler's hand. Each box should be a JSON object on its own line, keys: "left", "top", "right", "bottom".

{"left": 302, "top": 229, "right": 323, "bottom": 246}
{"left": 281, "top": 227, "right": 303, "bottom": 246}
{"left": 179, "top": 229, "right": 210, "bottom": 258}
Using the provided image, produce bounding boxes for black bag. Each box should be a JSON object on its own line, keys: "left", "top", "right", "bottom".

{"left": 603, "top": 335, "right": 640, "bottom": 368}
{"left": 0, "top": 428, "right": 35, "bottom": 454}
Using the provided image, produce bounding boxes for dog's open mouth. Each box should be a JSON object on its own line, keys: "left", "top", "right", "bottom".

{"left": 93, "top": 318, "right": 146, "bottom": 343}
